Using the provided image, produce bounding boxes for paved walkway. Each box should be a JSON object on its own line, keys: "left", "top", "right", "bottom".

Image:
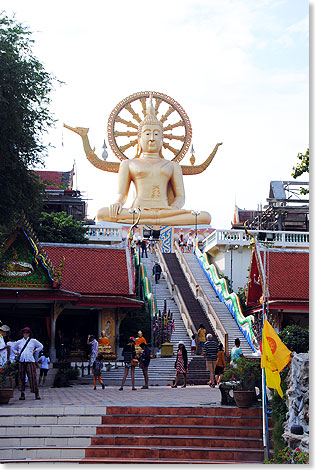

{"left": 3, "top": 383, "right": 221, "bottom": 409}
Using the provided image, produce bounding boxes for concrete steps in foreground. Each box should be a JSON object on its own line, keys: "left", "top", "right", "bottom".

{"left": 0, "top": 405, "right": 265, "bottom": 464}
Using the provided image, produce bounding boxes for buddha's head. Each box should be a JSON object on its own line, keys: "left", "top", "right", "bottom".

{"left": 137, "top": 93, "right": 163, "bottom": 158}
{"left": 138, "top": 330, "right": 143, "bottom": 337}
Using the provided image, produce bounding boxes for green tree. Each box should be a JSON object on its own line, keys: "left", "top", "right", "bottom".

{"left": 0, "top": 13, "right": 59, "bottom": 232}
{"left": 37, "top": 212, "right": 88, "bottom": 244}
{"left": 291, "top": 148, "right": 309, "bottom": 195}
{"left": 279, "top": 325, "right": 309, "bottom": 353}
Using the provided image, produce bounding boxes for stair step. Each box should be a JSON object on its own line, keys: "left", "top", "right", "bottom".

{"left": 84, "top": 444, "right": 264, "bottom": 461}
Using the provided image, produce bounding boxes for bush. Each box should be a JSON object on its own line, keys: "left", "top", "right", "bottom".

{"left": 265, "top": 446, "right": 309, "bottom": 464}
{"left": 279, "top": 325, "right": 309, "bottom": 353}
{"left": 221, "top": 357, "right": 261, "bottom": 390}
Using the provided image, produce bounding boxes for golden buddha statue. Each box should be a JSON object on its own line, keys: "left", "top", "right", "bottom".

{"left": 97, "top": 95, "right": 210, "bottom": 226}
{"left": 64, "top": 91, "right": 223, "bottom": 227}
{"left": 98, "top": 330, "right": 111, "bottom": 356}
{"left": 135, "top": 330, "right": 147, "bottom": 357}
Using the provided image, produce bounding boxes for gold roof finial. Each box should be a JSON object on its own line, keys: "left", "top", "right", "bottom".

{"left": 190, "top": 144, "right": 195, "bottom": 165}
{"left": 138, "top": 92, "right": 163, "bottom": 136}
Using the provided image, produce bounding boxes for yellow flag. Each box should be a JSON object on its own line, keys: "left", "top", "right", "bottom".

{"left": 261, "top": 319, "right": 292, "bottom": 397}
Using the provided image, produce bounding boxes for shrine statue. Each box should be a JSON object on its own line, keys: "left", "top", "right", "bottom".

{"left": 98, "top": 330, "right": 111, "bottom": 356}
{"left": 135, "top": 330, "right": 147, "bottom": 347}
{"left": 135, "top": 330, "right": 147, "bottom": 357}
{"left": 64, "top": 91, "right": 222, "bottom": 227}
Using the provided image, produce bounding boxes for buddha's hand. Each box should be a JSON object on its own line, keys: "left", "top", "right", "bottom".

{"left": 109, "top": 202, "right": 122, "bottom": 219}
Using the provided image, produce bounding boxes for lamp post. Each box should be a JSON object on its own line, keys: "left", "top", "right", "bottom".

{"left": 191, "top": 210, "right": 200, "bottom": 250}
{"left": 227, "top": 244, "right": 239, "bottom": 292}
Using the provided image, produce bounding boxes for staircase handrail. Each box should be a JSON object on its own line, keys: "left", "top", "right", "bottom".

{"left": 174, "top": 241, "right": 229, "bottom": 353}
{"left": 194, "top": 244, "right": 259, "bottom": 351}
{"left": 156, "top": 243, "right": 197, "bottom": 337}
{"left": 134, "top": 249, "right": 158, "bottom": 317}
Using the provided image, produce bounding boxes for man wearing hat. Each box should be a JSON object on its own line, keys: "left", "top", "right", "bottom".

{"left": 15, "top": 327, "right": 43, "bottom": 400}
{"left": 0, "top": 325, "right": 10, "bottom": 367}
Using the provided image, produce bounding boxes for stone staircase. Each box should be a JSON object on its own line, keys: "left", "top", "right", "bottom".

{"left": 0, "top": 405, "right": 266, "bottom": 463}
{"left": 183, "top": 252, "right": 255, "bottom": 356}
{"left": 80, "top": 251, "right": 194, "bottom": 387}
{"left": 0, "top": 405, "right": 104, "bottom": 462}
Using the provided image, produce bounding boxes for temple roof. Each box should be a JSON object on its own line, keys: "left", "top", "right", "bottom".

{"left": 42, "top": 243, "right": 135, "bottom": 296}
{"left": 36, "top": 170, "right": 74, "bottom": 190}
{"left": 247, "top": 248, "right": 309, "bottom": 309}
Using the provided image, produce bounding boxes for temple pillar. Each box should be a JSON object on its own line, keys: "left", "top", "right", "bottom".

{"left": 98, "top": 310, "right": 102, "bottom": 337}
{"left": 49, "top": 305, "right": 56, "bottom": 362}
{"left": 50, "top": 302, "right": 68, "bottom": 362}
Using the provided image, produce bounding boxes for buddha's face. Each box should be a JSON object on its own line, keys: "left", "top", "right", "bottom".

{"left": 139, "top": 124, "right": 163, "bottom": 154}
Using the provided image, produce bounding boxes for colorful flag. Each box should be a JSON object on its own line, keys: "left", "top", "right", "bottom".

{"left": 261, "top": 319, "right": 291, "bottom": 397}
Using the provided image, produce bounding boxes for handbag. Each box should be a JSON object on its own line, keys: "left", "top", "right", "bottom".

{"left": 130, "top": 358, "right": 138, "bottom": 367}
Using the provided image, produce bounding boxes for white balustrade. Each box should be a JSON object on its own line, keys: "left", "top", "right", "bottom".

{"left": 85, "top": 224, "right": 122, "bottom": 242}
{"left": 203, "top": 229, "right": 309, "bottom": 251}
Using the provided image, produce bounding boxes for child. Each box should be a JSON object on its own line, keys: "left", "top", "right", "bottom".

{"left": 38, "top": 351, "right": 51, "bottom": 386}
{"left": 92, "top": 354, "right": 105, "bottom": 390}
{"left": 191, "top": 334, "right": 196, "bottom": 355}
{"left": 215, "top": 343, "right": 226, "bottom": 387}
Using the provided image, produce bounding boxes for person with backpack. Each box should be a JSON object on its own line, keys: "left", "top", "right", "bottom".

{"left": 152, "top": 262, "right": 162, "bottom": 283}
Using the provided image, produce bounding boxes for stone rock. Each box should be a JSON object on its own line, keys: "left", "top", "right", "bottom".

{"left": 283, "top": 352, "right": 309, "bottom": 453}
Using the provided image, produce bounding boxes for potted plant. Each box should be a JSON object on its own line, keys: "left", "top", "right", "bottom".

{"left": 0, "top": 360, "right": 18, "bottom": 404}
{"left": 221, "top": 357, "right": 261, "bottom": 407}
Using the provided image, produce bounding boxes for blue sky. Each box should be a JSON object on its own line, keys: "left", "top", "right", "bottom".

{"left": 1, "top": 0, "right": 309, "bottom": 228}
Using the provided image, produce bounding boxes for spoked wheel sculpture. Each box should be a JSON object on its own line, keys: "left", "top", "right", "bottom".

{"left": 107, "top": 91, "right": 192, "bottom": 163}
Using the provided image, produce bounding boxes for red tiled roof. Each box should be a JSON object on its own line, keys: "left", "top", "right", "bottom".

{"left": 260, "top": 251, "right": 309, "bottom": 301}
{"left": 43, "top": 245, "right": 133, "bottom": 296}
{"left": 37, "top": 171, "right": 63, "bottom": 189}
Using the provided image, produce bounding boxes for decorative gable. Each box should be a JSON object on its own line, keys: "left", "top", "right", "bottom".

{"left": 0, "top": 222, "right": 59, "bottom": 289}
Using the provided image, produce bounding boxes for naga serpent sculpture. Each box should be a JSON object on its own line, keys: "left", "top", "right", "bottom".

{"left": 64, "top": 91, "right": 222, "bottom": 176}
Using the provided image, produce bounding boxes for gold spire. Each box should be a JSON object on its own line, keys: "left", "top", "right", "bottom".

{"left": 138, "top": 93, "right": 163, "bottom": 136}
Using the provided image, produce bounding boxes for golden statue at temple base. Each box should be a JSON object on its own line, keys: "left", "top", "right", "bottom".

{"left": 64, "top": 91, "right": 222, "bottom": 226}
{"left": 135, "top": 330, "right": 147, "bottom": 357}
{"left": 98, "top": 330, "right": 112, "bottom": 356}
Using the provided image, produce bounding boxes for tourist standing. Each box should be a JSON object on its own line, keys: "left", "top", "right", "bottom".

{"left": 203, "top": 333, "right": 219, "bottom": 387}
{"left": 0, "top": 325, "right": 10, "bottom": 366}
{"left": 187, "top": 233, "right": 193, "bottom": 252}
{"left": 215, "top": 343, "right": 226, "bottom": 387}
{"left": 119, "top": 337, "right": 137, "bottom": 391}
{"left": 2, "top": 326, "right": 17, "bottom": 389}
{"left": 87, "top": 335, "right": 98, "bottom": 369}
{"left": 191, "top": 334, "right": 197, "bottom": 355}
{"left": 139, "top": 343, "right": 151, "bottom": 389}
{"left": 152, "top": 262, "right": 162, "bottom": 284}
{"left": 140, "top": 239, "right": 148, "bottom": 258}
{"left": 197, "top": 324, "right": 206, "bottom": 354}
{"left": 15, "top": 327, "right": 43, "bottom": 400}
{"left": 38, "top": 351, "right": 51, "bottom": 387}
{"left": 230, "top": 338, "right": 244, "bottom": 366}
{"left": 92, "top": 353, "right": 105, "bottom": 390}
{"left": 171, "top": 341, "right": 188, "bottom": 388}
{"left": 149, "top": 235, "right": 155, "bottom": 253}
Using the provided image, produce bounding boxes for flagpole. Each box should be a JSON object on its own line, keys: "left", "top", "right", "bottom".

{"left": 261, "top": 249, "right": 270, "bottom": 461}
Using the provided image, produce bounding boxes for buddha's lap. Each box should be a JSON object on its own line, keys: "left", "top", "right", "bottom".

{"left": 97, "top": 206, "right": 210, "bottom": 225}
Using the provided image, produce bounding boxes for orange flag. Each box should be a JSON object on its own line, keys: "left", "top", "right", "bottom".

{"left": 261, "top": 319, "right": 291, "bottom": 397}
